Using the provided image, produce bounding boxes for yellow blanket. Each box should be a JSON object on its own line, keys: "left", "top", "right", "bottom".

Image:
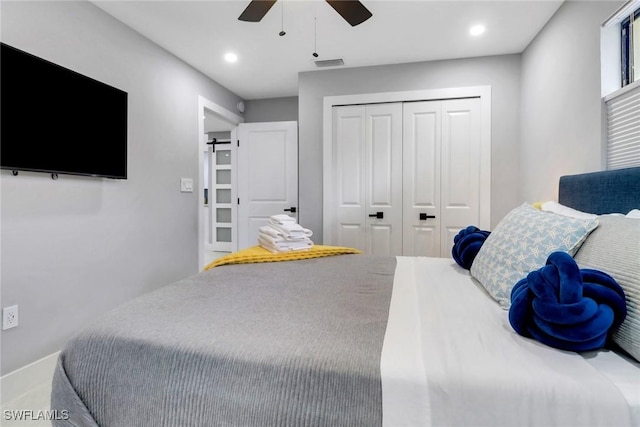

{"left": 203, "top": 245, "right": 363, "bottom": 270}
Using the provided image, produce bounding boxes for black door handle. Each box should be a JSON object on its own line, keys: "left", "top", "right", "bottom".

{"left": 284, "top": 207, "right": 297, "bottom": 213}
{"left": 369, "top": 211, "right": 383, "bottom": 219}
{"left": 419, "top": 213, "right": 436, "bottom": 220}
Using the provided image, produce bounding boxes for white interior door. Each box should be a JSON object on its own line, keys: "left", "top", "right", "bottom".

{"left": 402, "top": 101, "right": 442, "bottom": 256}
{"left": 237, "top": 121, "right": 298, "bottom": 250}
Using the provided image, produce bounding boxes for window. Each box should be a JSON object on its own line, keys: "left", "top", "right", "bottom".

{"left": 621, "top": 7, "right": 640, "bottom": 86}
{"left": 605, "top": 2, "right": 640, "bottom": 170}
{"left": 605, "top": 87, "right": 640, "bottom": 169}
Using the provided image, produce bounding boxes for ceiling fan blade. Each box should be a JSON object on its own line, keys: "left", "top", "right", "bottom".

{"left": 238, "top": 0, "right": 277, "bottom": 22}
{"left": 325, "top": 0, "right": 372, "bottom": 26}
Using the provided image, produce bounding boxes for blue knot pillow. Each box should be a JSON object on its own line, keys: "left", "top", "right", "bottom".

{"left": 452, "top": 226, "right": 490, "bottom": 270}
{"left": 509, "top": 251, "right": 626, "bottom": 352}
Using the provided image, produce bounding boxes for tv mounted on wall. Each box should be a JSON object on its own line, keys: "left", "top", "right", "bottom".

{"left": 1, "top": 43, "right": 128, "bottom": 179}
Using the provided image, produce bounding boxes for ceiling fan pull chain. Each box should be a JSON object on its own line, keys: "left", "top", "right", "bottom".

{"left": 279, "top": 0, "right": 286, "bottom": 36}
{"left": 313, "top": 17, "right": 319, "bottom": 57}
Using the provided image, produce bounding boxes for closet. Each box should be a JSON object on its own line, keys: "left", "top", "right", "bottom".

{"left": 326, "top": 97, "right": 485, "bottom": 257}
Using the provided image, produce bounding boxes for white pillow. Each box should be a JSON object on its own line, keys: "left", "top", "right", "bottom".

{"left": 470, "top": 203, "right": 599, "bottom": 309}
{"left": 626, "top": 209, "right": 640, "bottom": 219}
{"left": 540, "top": 201, "right": 597, "bottom": 219}
{"left": 574, "top": 215, "right": 640, "bottom": 362}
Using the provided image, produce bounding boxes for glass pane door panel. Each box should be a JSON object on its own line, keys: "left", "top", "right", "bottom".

{"left": 216, "top": 208, "right": 232, "bottom": 223}
{"left": 216, "top": 189, "right": 231, "bottom": 204}
{"left": 216, "top": 170, "right": 231, "bottom": 185}
{"left": 216, "top": 227, "right": 232, "bottom": 242}
{"left": 216, "top": 150, "right": 231, "bottom": 165}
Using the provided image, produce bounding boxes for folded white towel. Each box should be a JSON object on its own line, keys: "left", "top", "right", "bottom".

{"left": 259, "top": 233, "right": 312, "bottom": 248}
{"left": 268, "top": 222, "right": 313, "bottom": 237}
{"left": 269, "top": 214, "right": 297, "bottom": 225}
{"left": 259, "top": 225, "right": 285, "bottom": 239}
{"left": 258, "top": 236, "right": 312, "bottom": 253}
{"left": 258, "top": 240, "right": 281, "bottom": 253}
{"left": 259, "top": 225, "right": 309, "bottom": 242}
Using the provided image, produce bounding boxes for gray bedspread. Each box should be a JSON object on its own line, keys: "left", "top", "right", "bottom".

{"left": 51, "top": 254, "right": 396, "bottom": 426}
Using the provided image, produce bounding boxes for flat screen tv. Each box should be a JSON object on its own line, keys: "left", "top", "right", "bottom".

{"left": 1, "top": 43, "right": 128, "bottom": 179}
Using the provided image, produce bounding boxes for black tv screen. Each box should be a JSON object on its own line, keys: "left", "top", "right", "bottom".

{"left": 1, "top": 43, "right": 128, "bottom": 179}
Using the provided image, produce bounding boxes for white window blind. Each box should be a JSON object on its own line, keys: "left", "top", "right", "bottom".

{"left": 606, "top": 82, "right": 640, "bottom": 169}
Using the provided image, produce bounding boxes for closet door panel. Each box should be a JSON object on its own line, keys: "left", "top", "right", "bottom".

{"left": 402, "top": 101, "right": 441, "bottom": 256}
{"left": 368, "top": 224, "right": 395, "bottom": 256}
{"left": 337, "top": 224, "right": 364, "bottom": 251}
{"left": 333, "top": 106, "right": 367, "bottom": 251}
{"left": 440, "top": 98, "right": 481, "bottom": 255}
{"left": 408, "top": 225, "right": 438, "bottom": 256}
{"left": 365, "top": 103, "right": 403, "bottom": 256}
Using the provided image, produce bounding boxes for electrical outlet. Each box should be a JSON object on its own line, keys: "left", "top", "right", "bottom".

{"left": 2, "top": 305, "right": 19, "bottom": 330}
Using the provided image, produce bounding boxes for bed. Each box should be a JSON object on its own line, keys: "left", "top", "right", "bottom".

{"left": 51, "top": 167, "right": 640, "bottom": 427}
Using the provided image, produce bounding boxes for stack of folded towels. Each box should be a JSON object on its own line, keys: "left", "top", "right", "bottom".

{"left": 258, "top": 214, "right": 313, "bottom": 253}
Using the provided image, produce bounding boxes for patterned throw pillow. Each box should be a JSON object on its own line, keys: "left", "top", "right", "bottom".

{"left": 470, "top": 203, "right": 599, "bottom": 309}
{"left": 574, "top": 215, "right": 640, "bottom": 362}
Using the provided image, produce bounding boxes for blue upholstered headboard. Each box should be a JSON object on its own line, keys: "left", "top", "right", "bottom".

{"left": 558, "top": 167, "right": 640, "bottom": 214}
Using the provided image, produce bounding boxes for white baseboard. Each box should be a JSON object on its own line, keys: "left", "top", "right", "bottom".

{"left": 1, "top": 351, "right": 60, "bottom": 405}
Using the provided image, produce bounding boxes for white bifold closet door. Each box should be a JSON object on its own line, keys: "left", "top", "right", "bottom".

{"left": 331, "top": 97, "right": 482, "bottom": 257}
{"left": 403, "top": 98, "right": 481, "bottom": 256}
{"left": 332, "top": 103, "right": 403, "bottom": 255}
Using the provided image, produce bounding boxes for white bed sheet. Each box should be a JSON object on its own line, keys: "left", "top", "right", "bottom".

{"left": 381, "top": 256, "right": 637, "bottom": 427}
{"left": 582, "top": 348, "right": 640, "bottom": 424}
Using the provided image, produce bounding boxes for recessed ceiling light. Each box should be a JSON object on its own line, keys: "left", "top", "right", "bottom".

{"left": 469, "top": 25, "right": 486, "bottom": 36}
{"left": 224, "top": 52, "right": 238, "bottom": 63}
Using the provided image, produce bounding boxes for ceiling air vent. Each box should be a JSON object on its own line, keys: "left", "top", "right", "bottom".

{"left": 315, "top": 58, "right": 344, "bottom": 67}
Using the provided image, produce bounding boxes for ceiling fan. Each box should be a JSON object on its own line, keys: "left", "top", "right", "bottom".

{"left": 238, "top": 0, "right": 372, "bottom": 27}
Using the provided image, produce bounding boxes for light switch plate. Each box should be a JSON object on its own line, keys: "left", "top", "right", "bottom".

{"left": 180, "top": 178, "right": 193, "bottom": 193}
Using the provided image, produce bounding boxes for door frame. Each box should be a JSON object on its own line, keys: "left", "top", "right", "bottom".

{"left": 322, "top": 86, "right": 492, "bottom": 245}
{"left": 197, "top": 96, "right": 244, "bottom": 271}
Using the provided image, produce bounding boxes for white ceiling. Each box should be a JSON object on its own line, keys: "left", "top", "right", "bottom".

{"left": 92, "top": 0, "right": 564, "bottom": 101}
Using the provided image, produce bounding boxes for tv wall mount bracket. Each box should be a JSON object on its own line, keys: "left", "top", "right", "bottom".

{"left": 11, "top": 170, "right": 59, "bottom": 180}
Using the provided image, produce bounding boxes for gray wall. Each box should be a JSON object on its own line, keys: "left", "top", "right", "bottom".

{"left": 519, "top": 0, "right": 623, "bottom": 203}
{"left": 244, "top": 97, "right": 299, "bottom": 122}
{"left": 0, "top": 1, "right": 243, "bottom": 374}
{"left": 298, "top": 55, "right": 522, "bottom": 240}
